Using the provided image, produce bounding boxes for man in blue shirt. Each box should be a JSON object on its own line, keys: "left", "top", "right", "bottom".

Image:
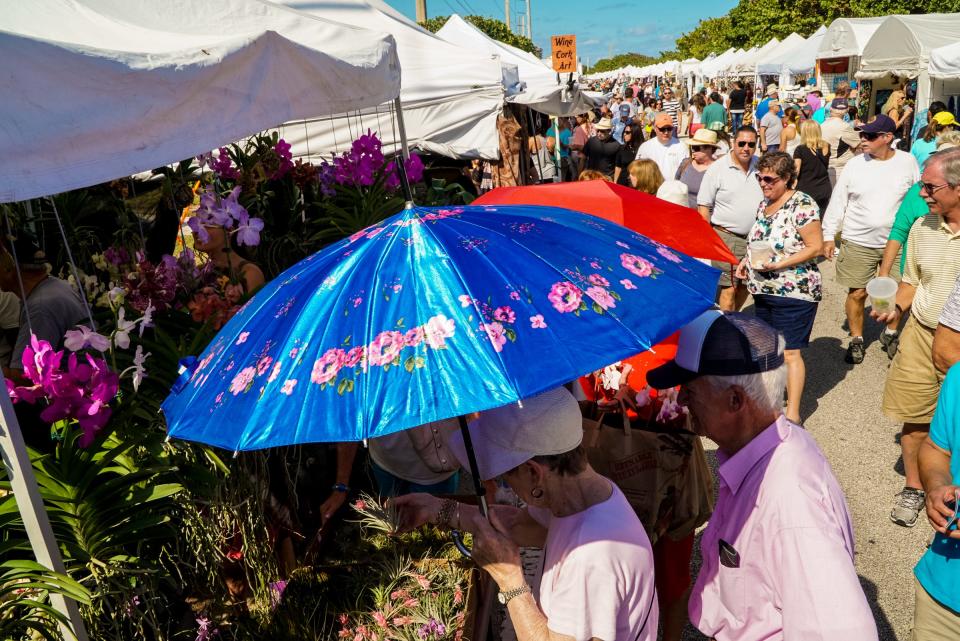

{"left": 546, "top": 118, "right": 573, "bottom": 181}
{"left": 755, "top": 84, "right": 777, "bottom": 123}
{"left": 915, "top": 363, "right": 960, "bottom": 637}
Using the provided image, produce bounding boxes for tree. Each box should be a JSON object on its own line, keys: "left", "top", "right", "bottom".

{"left": 675, "top": 16, "right": 734, "bottom": 60}
{"left": 587, "top": 53, "right": 659, "bottom": 74}
{"left": 419, "top": 15, "right": 542, "bottom": 57}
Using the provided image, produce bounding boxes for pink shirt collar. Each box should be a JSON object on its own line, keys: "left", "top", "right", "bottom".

{"left": 715, "top": 415, "right": 791, "bottom": 496}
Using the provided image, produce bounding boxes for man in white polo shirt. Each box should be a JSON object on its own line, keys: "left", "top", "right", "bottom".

{"left": 822, "top": 114, "right": 920, "bottom": 365}
{"left": 697, "top": 126, "right": 764, "bottom": 311}
{"left": 636, "top": 113, "right": 687, "bottom": 181}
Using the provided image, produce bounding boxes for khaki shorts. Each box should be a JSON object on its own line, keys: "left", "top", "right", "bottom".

{"left": 835, "top": 239, "right": 901, "bottom": 289}
{"left": 710, "top": 226, "right": 748, "bottom": 288}
{"left": 882, "top": 315, "right": 945, "bottom": 424}
{"left": 913, "top": 578, "right": 960, "bottom": 640}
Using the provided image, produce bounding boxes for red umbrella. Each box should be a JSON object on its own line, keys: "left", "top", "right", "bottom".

{"left": 474, "top": 180, "right": 737, "bottom": 264}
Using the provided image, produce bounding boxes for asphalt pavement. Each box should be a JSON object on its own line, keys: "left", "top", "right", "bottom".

{"left": 686, "top": 258, "right": 932, "bottom": 641}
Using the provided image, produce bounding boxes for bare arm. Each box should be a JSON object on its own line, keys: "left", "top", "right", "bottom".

{"left": 614, "top": 166, "right": 622, "bottom": 183}
{"left": 878, "top": 239, "right": 904, "bottom": 278}
{"left": 697, "top": 204, "right": 711, "bottom": 224}
{"left": 317, "top": 442, "right": 360, "bottom": 523}
{"left": 933, "top": 324, "right": 960, "bottom": 373}
{"left": 919, "top": 436, "right": 960, "bottom": 539}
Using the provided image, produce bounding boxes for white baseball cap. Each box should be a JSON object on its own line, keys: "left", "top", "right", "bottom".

{"left": 448, "top": 387, "right": 582, "bottom": 481}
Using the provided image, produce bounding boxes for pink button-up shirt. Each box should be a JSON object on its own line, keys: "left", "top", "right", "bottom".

{"left": 689, "top": 416, "right": 878, "bottom": 641}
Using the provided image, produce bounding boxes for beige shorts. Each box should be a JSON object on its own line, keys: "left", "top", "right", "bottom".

{"left": 913, "top": 578, "right": 960, "bottom": 640}
{"left": 710, "top": 226, "right": 747, "bottom": 288}
{"left": 835, "top": 239, "right": 901, "bottom": 289}
{"left": 882, "top": 315, "right": 945, "bottom": 424}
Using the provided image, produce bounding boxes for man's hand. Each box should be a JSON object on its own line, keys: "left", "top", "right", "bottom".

{"left": 318, "top": 491, "right": 347, "bottom": 525}
{"left": 870, "top": 306, "right": 901, "bottom": 325}
{"left": 926, "top": 484, "right": 960, "bottom": 538}
{"left": 390, "top": 493, "right": 442, "bottom": 533}
{"left": 821, "top": 240, "right": 836, "bottom": 260}
{"left": 469, "top": 509, "right": 523, "bottom": 590}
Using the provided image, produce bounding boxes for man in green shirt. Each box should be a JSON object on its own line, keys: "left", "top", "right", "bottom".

{"left": 701, "top": 92, "right": 727, "bottom": 132}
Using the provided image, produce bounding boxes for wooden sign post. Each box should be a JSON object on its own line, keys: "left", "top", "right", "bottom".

{"left": 551, "top": 34, "right": 577, "bottom": 74}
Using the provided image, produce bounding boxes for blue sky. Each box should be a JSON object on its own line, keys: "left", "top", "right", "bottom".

{"left": 383, "top": 0, "right": 738, "bottom": 66}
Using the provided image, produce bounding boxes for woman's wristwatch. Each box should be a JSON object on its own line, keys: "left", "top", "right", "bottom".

{"left": 498, "top": 584, "right": 531, "bottom": 605}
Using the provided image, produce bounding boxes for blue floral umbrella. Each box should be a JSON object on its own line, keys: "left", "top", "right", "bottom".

{"left": 162, "top": 204, "right": 720, "bottom": 452}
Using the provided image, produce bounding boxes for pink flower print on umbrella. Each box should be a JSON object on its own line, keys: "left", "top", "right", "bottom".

{"left": 367, "top": 331, "right": 404, "bottom": 367}
{"left": 656, "top": 246, "right": 682, "bottom": 263}
{"left": 404, "top": 327, "right": 425, "bottom": 347}
{"left": 479, "top": 322, "right": 507, "bottom": 352}
{"left": 530, "top": 314, "right": 548, "bottom": 329}
{"left": 587, "top": 273, "right": 610, "bottom": 287}
{"left": 236, "top": 332, "right": 250, "bottom": 345}
{"left": 585, "top": 286, "right": 616, "bottom": 310}
{"left": 268, "top": 360, "right": 282, "bottom": 383}
{"left": 621, "top": 253, "right": 654, "bottom": 278}
{"left": 548, "top": 281, "right": 583, "bottom": 313}
{"left": 256, "top": 356, "right": 273, "bottom": 376}
{"left": 311, "top": 348, "right": 346, "bottom": 384}
{"left": 620, "top": 278, "right": 637, "bottom": 290}
{"left": 424, "top": 314, "right": 456, "bottom": 349}
{"left": 493, "top": 306, "right": 516, "bottom": 324}
{"left": 280, "top": 379, "right": 297, "bottom": 396}
{"left": 343, "top": 346, "right": 365, "bottom": 368}
{"left": 229, "top": 366, "right": 256, "bottom": 395}
{"left": 509, "top": 291, "right": 521, "bottom": 300}
{"left": 458, "top": 295, "right": 473, "bottom": 308}
{"left": 616, "top": 240, "right": 630, "bottom": 249}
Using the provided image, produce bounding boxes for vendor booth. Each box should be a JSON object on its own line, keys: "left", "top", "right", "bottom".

{"left": 817, "top": 17, "right": 884, "bottom": 92}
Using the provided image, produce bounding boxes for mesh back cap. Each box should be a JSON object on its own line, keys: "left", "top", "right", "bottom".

{"left": 647, "top": 311, "right": 784, "bottom": 389}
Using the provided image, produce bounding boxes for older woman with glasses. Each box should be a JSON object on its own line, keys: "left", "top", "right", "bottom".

{"left": 676, "top": 128, "right": 719, "bottom": 208}
{"left": 735, "top": 151, "right": 823, "bottom": 423}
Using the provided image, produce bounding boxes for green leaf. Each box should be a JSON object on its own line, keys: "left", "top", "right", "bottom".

{"left": 337, "top": 378, "right": 350, "bottom": 395}
{"left": 592, "top": 302, "right": 605, "bottom": 314}
{"left": 610, "top": 290, "right": 622, "bottom": 301}
{"left": 505, "top": 328, "right": 517, "bottom": 342}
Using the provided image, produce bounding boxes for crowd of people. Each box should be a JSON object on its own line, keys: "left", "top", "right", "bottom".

{"left": 394, "top": 76, "right": 960, "bottom": 639}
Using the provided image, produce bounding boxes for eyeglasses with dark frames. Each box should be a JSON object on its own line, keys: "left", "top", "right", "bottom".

{"left": 858, "top": 132, "right": 883, "bottom": 141}
{"left": 657, "top": 126, "right": 674, "bottom": 133}
{"left": 920, "top": 181, "right": 952, "bottom": 195}
{"left": 737, "top": 140, "right": 758, "bottom": 148}
{"left": 756, "top": 174, "right": 783, "bottom": 185}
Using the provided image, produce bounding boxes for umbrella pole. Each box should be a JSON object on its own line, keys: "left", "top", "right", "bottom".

{"left": 457, "top": 415, "right": 489, "bottom": 518}
{"left": 393, "top": 96, "right": 415, "bottom": 206}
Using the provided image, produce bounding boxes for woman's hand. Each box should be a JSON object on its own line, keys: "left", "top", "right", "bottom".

{"left": 469, "top": 509, "right": 524, "bottom": 589}
{"left": 734, "top": 257, "right": 750, "bottom": 280}
{"left": 389, "top": 493, "right": 442, "bottom": 533}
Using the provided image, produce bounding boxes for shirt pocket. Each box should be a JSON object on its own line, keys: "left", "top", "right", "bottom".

{"left": 717, "top": 565, "right": 746, "bottom": 623}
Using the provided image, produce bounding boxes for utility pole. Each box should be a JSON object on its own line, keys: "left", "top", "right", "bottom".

{"left": 525, "top": 0, "right": 532, "bottom": 39}
{"left": 415, "top": 0, "right": 426, "bottom": 23}
{"left": 505, "top": 0, "right": 511, "bottom": 31}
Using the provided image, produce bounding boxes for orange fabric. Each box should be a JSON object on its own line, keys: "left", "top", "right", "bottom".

{"left": 474, "top": 181, "right": 737, "bottom": 264}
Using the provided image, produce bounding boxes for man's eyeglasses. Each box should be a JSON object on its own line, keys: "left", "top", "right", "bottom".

{"left": 858, "top": 132, "right": 883, "bottom": 141}
{"left": 657, "top": 126, "right": 674, "bottom": 133}
{"left": 737, "top": 140, "right": 758, "bottom": 148}
{"left": 920, "top": 181, "right": 952, "bottom": 195}
{"left": 756, "top": 174, "right": 782, "bottom": 185}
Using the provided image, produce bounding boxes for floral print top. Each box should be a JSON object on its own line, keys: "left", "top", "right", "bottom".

{"left": 746, "top": 191, "right": 822, "bottom": 302}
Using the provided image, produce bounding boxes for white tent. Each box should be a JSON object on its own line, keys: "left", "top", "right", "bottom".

{"left": 858, "top": 13, "right": 960, "bottom": 79}
{"left": 0, "top": 0, "right": 401, "bottom": 204}
{"left": 699, "top": 47, "right": 736, "bottom": 78}
{"left": 930, "top": 40, "right": 960, "bottom": 78}
{"left": 277, "top": 1, "right": 505, "bottom": 161}
{"left": 436, "top": 14, "right": 596, "bottom": 116}
{"left": 757, "top": 26, "right": 827, "bottom": 78}
{"left": 731, "top": 37, "right": 787, "bottom": 76}
{"left": 817, "top": 17, "right": 885, "bottom": 60}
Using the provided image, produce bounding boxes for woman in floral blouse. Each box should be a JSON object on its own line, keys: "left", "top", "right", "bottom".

{"left": 735, "top": 151, "right": 823, "bottom": 423}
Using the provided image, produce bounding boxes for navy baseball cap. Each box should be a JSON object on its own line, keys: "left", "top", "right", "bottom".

{"left": 857, "top": 114, "right": 897, "bottom": 134}
{"left": 646, "top": 311, "right": 784, "bottom": 389}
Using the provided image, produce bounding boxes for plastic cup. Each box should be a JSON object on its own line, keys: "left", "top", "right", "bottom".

{"left": 866, "top": 276, "right": 898, "bottom": 314}
{"left": 748, "top": 240, "right": 775, "bottom": 270}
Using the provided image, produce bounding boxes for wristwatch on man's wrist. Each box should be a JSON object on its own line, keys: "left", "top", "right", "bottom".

{"left": 497, "top": 584, "right": 531, "bottom": 605}
{"left": 331, "top": 483, "right": 350, "bottom": 493}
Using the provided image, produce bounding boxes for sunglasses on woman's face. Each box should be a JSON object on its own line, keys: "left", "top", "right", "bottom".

{"left": 756, "top": 174, "right": 782, "bottom": 185}
{"left": 736, "top": 140, "right": 758, "bottom": 148}
{"left": 690, "top": 145, "right": 712, "bottom": 152}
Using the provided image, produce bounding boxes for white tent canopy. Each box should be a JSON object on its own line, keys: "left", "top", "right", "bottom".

{"left": 436, "top": 14, "right": 596, "bottom": 116}
{"left": 930, "top": 40, "right": 960, "bottom": 79}
{"left": 699, "top": 48, "right": 736, "bottom": 78}
{"left": 731, "top": 37, "right": 786, "bottom": 75}
{"left": 857, "top": 13, "right": 960, "bottom": 80}
{"left": 817, "top": 17, "right": 885, "bottom": 60}
{"left": 277, "top": 1, "right": 505, "bottom": 161}
{"left": 757, "top": 26, "right": 827, "bottom": 76}
{"left": 0, "top": 0, "right": 401, "bottom": 203}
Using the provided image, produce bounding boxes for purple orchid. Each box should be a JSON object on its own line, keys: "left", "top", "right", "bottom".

{"left": 211, "top": 147, "right": 240, "bottom": 180}
{"left": 404, "top": 153, "right": 425, "bottom": 183}
{"left": 234, "top": 212, "right": 264, "bottom": 247}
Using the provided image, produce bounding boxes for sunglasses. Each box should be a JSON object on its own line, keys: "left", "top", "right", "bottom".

{"left": 858, "top": 132, "right": 884, "bottom": 141}
{"left": 690, "top": 145, "right": 713, "bottom": 152}
{"left": 920, "top": 181, "right": 951, "bottom": 195}
{"left": 657, "top": 126, "right": 674, "bottom": 133}
{"left": 737, "top": 140, "right": 758, "bottom": 148}
{"left": 756, "top": 175, "right": 782, "bottom": 185}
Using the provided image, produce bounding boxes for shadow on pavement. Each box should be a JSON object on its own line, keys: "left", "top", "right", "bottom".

{"left": 800, "top": 336, "right": 853, "bottom": 422}
{"left": 860, "top": 574, "right": 899, "bottom": 641}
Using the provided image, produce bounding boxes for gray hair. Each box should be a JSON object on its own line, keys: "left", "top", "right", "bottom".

{"left": 700, "top": 334, "right": 787, "bottom": 414}
{"left": 935, "top": 130, "right": 960, "bottom": 152}
{"left": 927, "top": 146, "right": 960, "bottom": 185}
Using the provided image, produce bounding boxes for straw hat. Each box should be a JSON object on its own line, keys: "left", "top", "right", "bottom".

{"left": 594, "top": 117, "right": 614, "bottom": 130}
{"left": 684, "top": 128, "right": 719, "bottom": 147}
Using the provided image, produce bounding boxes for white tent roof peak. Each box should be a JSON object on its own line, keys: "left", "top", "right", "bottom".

{"left": 858, "top": 13, "right": 960, "bottom": 79}
{"left": 757, "top": 26, "right": 827, "bottom": 75}
{"left": 1, "top": 0, "right": 402, "bottom": 203}
{"left": 817, "top": 17, "right": 885, "bottom": 60}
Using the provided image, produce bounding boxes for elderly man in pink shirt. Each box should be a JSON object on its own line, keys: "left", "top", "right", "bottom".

{"left": 648, "top": 311, "right": 878, "bottom": 641}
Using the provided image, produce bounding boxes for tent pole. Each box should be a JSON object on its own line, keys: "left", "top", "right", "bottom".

{"left": 394, "top": 96, "right": 411, "bottom": 161}
{"left": 0, "top": 391, "right": 89, "bottom": 641}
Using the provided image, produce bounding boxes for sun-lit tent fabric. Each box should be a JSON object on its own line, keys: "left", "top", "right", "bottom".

{"left": 817, "top": 17, "right": 885, "bottom": 60}
{"left": 277, "top": 1, "right": 504, "bottom": 161}
{"left": 857, "top": 13, "right": 960, "bottom": 80}
{"left": 731, "top": 37, "right": 786, "bottom": 75}
{"left": 699, "top": 48, "right": 736, "bottom": 78}
{"left": 930, "top": 40, "right": 960, "bottom": 79}
{"left": 436, "top": 14, "right": 596, "bottom": 116}
{"left": 757, "top": 26, "right": 827, "bottom": 75}
{"left": 0, "top": 0, "right": 401, "bottom": 204}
